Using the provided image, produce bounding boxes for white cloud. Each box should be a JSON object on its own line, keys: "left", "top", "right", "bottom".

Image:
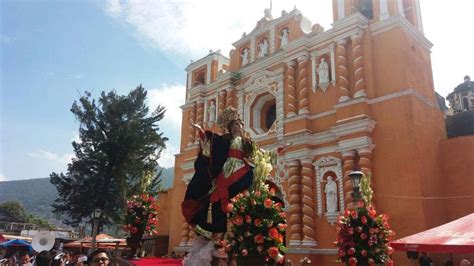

{"left": 103, "top": 0, "right": 332, "bottom": 59}
{"left": 71, "top": 132, "right": 81, "bottom": 143}
{"left": 158, "top": 143, "right": 179, "bottom": 168}
{"left": 0, "top": 173, "right": 6, "bottom": 182}
{"left": 148, "top": 84, "right": 185, "bottom": 168}
{"left": 148, "top": 84, "right": 186, "bottom": 133}
{"left": 27, "top": 149, "right": 74, "bottom": 166}
{"left": 104, "top": 0, "right": 474, "bottom": 100}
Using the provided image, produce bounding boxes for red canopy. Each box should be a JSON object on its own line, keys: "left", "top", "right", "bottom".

{"left": 390, "top": 213, "right": 474, "bottom": 253}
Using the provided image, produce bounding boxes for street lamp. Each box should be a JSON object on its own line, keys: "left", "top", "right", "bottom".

{"left": 348, "top": 170, "right": 364, "bottom": 201}
{"left": 91, "top": 208, "right": 102, "bottom": 253}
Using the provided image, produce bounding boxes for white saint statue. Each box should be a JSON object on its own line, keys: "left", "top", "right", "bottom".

{"left": 241, "top": 48, "right": 249, "bottom": 66}
{"left": 325, "top": 176, "right": 338, "bottom": 213}
{"left": 280, "top": 28, "right": 289, "bottom": 48}
{"left": 258, "top": 39, "right": 268, "bottom": 58}
{"left": 208, "top": 100, "right": 216, "bottom": 122}
{"left": 317, "top": 57, "right": 329, "bottom": 84}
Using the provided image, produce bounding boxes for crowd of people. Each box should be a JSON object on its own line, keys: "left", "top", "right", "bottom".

{"left": 0, "top": 249, "right": 110, "bottom": 266}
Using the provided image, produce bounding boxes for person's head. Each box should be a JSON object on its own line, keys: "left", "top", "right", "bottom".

{"left": 36, "top": 251, "right": 52, "bottom": 266}
{"left": 19, "top": 253, "right": 30, "bottom": 265}
{"left": 227, "top": 119, "right": 243, "bottom": 136}
{"left": 88, "top": 249, "right": 109, "bottom": 266}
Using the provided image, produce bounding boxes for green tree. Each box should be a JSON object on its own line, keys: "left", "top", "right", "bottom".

{"left": 50, "top": 85, "right": 168, "bottom": 226}
{"left": 0, "top": 201, "right": 28, "bottom": 222}
{"left": 0, "top": 201, "right": 53, "bottom": 229}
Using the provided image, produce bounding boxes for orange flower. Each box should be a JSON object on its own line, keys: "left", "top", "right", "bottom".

{"left": 277, "top": 223, "right": 287, "bottom": 231}
{"left": 264, "top": 198, "right": 273, "bottom": 208}
{"left": 253, "top": 234, "right": 264, "bottom": 244}
{"left": 269, "top": 228, "right": 279, "bottom": 239}
{"left": 254, "top": 219, "right": 262, "bottom": 226}
{"left": 267, "top": 247, "right": 279, "bottom": 258}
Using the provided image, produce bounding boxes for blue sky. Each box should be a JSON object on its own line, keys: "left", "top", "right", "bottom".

{"left": 1, "top": 0, "right": 473, "bottom": 182}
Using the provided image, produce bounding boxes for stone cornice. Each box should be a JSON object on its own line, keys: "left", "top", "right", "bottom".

{"left": 330, "top": 118, "right": 377, "bottom": 138}
{"left": 369, "top": 14, "right": 433, "bottom": 50}
{"left": 185, "top": 51, "right": 229, "bottom": 72}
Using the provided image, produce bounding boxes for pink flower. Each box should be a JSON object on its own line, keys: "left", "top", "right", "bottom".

{"left": 279, "top": 212, "right": 286, "bottom": 218}
{"left": 360, "top": 233, "right": 368, "bottom": 240}
{"left": 245, "top": 215, "right": 251, "bottom": 224}
{"left": 254, "top": 219, "right": 262, "bottom": 227}
{"left": 361, "top": 215, "right": 368, "bottom": 224}
{"left": 274, "top": 202, "right": 282, "bottom": 211}
{"left": 257, "top": 245, "right": 264, "bottom": 253}
{"left": 349, "top": 257, "right": 357, "bottom": 266}
{"left": 226, "top": 203, "right": 234, "bottom": 212}
{"left": 267, "top": 247, "right": 279, "bottom": 258}
{"left": 387, "top": 246, "right": 394, "bottom": 255}
{"left": 264, "top": 198, "right": 273, "bottom": 208}
{"left": 241, "top": 249, "right": 248, "bottom": 256}
{"left": 338, "top": 249, "right": 346, "bottom": 257}
{"left": 243, "top": 190, "right": 250, "bottom": 197}
{"left": 361, "top": 250, "right": 367, "bottom": 257}
{"left": 351, "top": 211, "right": 358, "bottom": 219}
{"left": 347, "top": 247, "right": 355, "bottom": 255}
{"left": 269, "top": 188, "right": 276, "bottom": 195}
{"left": 233, "top": 216, "right": 243, "bottom": 225}
{"left": 369, "top": 258, "right": 375, "bottom": 266}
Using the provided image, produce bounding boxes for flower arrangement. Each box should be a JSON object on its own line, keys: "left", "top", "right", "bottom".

{"left": 334, "top": 175, "right": 395, "bottom": 266}
{"left": 224, "top": 148, "right": 286, "bottom": 264}
{"left": 123, "top": 193, "right": 159, "bottom": 236}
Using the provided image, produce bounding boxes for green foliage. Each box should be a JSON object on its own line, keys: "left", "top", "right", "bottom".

{"left": 334, "top": 175, "right": 395, "bottom": 266}
{"left": 0, "top": 201, "right": 28, "bottom": 222}
{"left": 0, "top": 201, "right": 52, "bottom": 229}
{"left": 50, "top": 85, "right": 168, "bottom": 226}
{"left": 123, "top": 193, "right": 159, "bottom": 236}
{"left": 225, "top": 149, "right": 286, "bottom": 264}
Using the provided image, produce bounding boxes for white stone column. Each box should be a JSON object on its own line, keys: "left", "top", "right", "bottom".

{"left": 337, "top": 0, "right": 345, "bottom": 20}
{"left": 379, "top": 0, "right": 389, "bottom": 21}
{"left": 329, "top": 43, "right": 336, "bottom": 84}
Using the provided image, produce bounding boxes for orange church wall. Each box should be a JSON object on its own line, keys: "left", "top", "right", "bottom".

{"left": 156, "top": 190, "right": 171, "bottom": 236}
{"left": 440, "top": 136, "right": 474, "bottom": 221}
{"left": 369, "top": 96, "right": 437, "bottom": 236}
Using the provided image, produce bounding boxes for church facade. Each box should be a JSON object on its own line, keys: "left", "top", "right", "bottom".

{"left": 157, "top": 0, "right": 474, "bottom": 264}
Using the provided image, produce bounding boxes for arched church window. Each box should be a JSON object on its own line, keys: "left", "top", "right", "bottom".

{"left": 462, "top": 97, "right": 469, "bottom": 111}
{"left": 264, "top": 103, "right": 276, "bottom": 130}
{"left": 194, "top": 72, "right": 205, "bottom": 86}
{"left": 358, "top": 0, "right": 373, "bottom": 19}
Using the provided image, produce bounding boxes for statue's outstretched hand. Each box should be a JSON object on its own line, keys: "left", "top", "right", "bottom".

{"left": 277, "top": 142, "right": 293, "bottom": 154}
{"left": 191, "top": 123, "right": 202, "bottom": 131}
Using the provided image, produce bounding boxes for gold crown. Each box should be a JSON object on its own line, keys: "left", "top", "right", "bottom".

{"left": 216, "top": 107, "right": 239, "bottom": 129}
